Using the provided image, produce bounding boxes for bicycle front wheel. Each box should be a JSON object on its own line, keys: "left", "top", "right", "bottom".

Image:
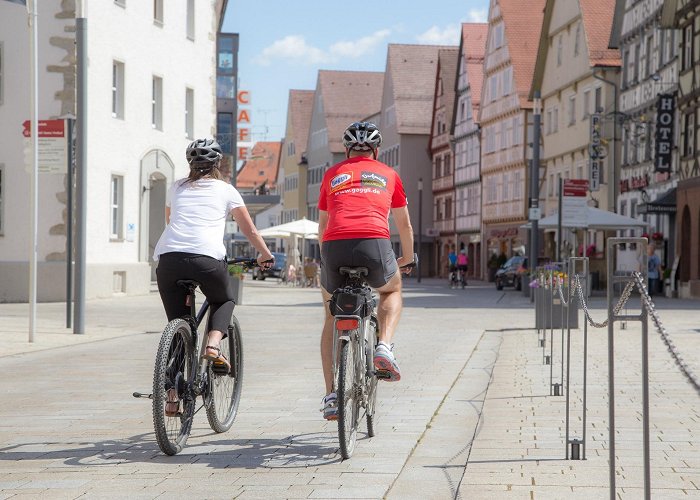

{"left": 152, "top": 319, "right": 195, "bottom": 456}
{"left": 337, "top": 339, "right": 359, "bottom": 459}
{"left": 205, "top": 315, "right": 244, "bottom": 433}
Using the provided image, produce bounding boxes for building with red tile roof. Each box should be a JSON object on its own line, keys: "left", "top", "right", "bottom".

{"left": 480, "top": 0, "right": 546, "bottom": 271}
{"left": 235, "top": 141, "right": 282, "bottom": 194}
{"left": 379, "top": 43, "right": 457, "bottom": 277}
{"left": 305, "top": 70, "right": 384, "bottom": 227}
{"left": 281, "top": 89, "right": 314, "bottom": 223}
{"left": 530, "top": 0, "right": 621, "bottom": 264}
{"left": 452, "top": 23, "right": 488, "bottom": 280}
{"left": 429, "top": 47, "right": 459, "bottom": 278}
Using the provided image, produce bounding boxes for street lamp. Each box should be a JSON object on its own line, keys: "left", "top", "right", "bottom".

{"left": 417, "top": 178, "right": 423, "bottom": 283}
{"left": 529, "top": 91, "right": 542, "bottom": 301}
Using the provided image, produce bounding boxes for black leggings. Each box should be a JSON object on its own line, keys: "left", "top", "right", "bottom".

{"left": 156, "top": 252, "right": 235, "bottom": 333}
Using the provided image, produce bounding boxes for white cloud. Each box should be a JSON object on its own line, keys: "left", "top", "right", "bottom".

{"left": 256, "top": 35, "right": 330, "bottom": 66}
{"left": 416, "top": 24, "right": 461, "bottom": 45}
{"left": 330, "top": 29, "right": 391, "bottom": 58}
{"left": 255, "top": 29, "right": 391, "bottom": 66}
{"left": 467, "top": 8, "right": 488, "bottom": 23}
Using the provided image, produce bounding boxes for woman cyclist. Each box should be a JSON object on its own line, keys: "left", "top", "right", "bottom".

{"left": 153, "top": 138, "right": 274, "bottom": 374}
{"left": 456, "top": 249, "right": 468, "bottom": 288}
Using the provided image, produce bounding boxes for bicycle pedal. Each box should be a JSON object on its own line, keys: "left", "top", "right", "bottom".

{"left": 375, "top": 370, "right": 392, "bottom": 380}
{"left": 211, "top": 364, "right": 230, "bottom": 375}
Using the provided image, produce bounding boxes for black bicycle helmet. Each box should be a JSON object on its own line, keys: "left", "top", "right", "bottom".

{"left": 186, "top": 138, "right": 223, "bottom": 167}
{"left": 342, "top": 122, "right": 382, "bottom": 155}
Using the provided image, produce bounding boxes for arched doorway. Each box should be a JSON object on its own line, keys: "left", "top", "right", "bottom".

{"left": 680, "top": 206, "right": 690, "bottom": 282}
{"left": 140, "top": 149, "right": 175, "bottom": 280}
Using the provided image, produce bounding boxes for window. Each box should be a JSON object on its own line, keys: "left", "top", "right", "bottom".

{"left": 111, "top": 61, "right": 124, "bottom": 119}
{"left": 574, "top": 22, "right": 581, "bottom": 57}
{"left": 645, "top": 35, "right": 653, "bottom": 78}
{"left": 633, "top": 42, "right": 641, "bottom": 83}
{"left": 153, "top": 0, "right": 163, "bottom": 25}
{"left": 658, "top": 29, "right": 666, "bottom": 67}
{"left": 493, "top": 23, "right": 504, "bottom": 49}
{"left": 552, "top": 106, "right": 559, "bottom": 133}
{"left": 623, "top": 48, "right": 631, "bottom": 87}
{"left": 186, "top": 0, "right": 195, "bottom": 40}
{"left": 682, "top": 24, "right": 693, "bottom": 71}
{"left": 185, "top": 88, "right": 194, "bottom": 139}
{"left": 594, "top": 86, "right": 602, "bottom": 113}
{"left": 568, "top": 95, "right": 576, "bottom": 126}
{"left": 684, "top": 111, "right": 695, "bottom": 157}
{"left": 110, "top": 175, "right": 124, "bottom": 239}
{"left": 217, "top": 112, "right": 233, "bottom": 154}
{"left": 582, "top": 89, "right": 590, "bottom": 119}
{"left": 151, "top": 76, "right": 162, "bottom": 130}
{"left": 287, "top": 141, "right": 295, "bottom": 156}
{"left": 557, "top": 35, "right": 563, "bottom": 66}
{"left": 0, "top": 165, "right": 4, "bottom": 234}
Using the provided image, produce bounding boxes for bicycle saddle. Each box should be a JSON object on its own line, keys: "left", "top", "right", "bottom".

{"left": 176, "top": 279, "right": 200, "bottom": 291}
{"left": 339, "top": 266, "right": 368, "bottom": 278}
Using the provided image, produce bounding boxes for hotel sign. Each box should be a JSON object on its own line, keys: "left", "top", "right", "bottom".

{"left": 655, "top": 93, "right": 674, "bottom": 174}
{"left": 589, "top": 113, "right": 602, "bottom": 191}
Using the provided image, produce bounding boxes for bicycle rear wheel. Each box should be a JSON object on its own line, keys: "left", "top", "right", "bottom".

{"left": 152, "top": 319, "right": 195, "bottom": 456}
{"left": 337, "top": 339, "right": 359, "bottom": 459}
{"left": 205, "top": 315, "right": 244, "bottom": 433}
{"left": 366, "top": 315, "right": 379, "bottom": 437}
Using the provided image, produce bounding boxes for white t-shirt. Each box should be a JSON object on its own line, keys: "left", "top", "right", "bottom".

{"left": 153, "top": 178, "right": 245, "bottom": 261}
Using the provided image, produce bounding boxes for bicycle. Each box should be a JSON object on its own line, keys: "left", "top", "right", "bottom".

{"left": 329, "top": 255, "right": 417, "bottom": 459}
{"left": 134, "top": 257, "right": 264, "bottom": 456}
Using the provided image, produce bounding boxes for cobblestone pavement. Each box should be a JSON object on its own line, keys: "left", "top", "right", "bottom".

{"left": 0, "top": 277, "right": 698, "bottom": 499}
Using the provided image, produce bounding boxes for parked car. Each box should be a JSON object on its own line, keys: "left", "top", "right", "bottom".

{"left": 252, "top": 252, "right": 287, "bottom": 281}
{"left": 495, "top": 255, "right": 528, "bottom": 291}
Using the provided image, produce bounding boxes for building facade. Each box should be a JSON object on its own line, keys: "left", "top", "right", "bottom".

{"left": 611, "top": 0, "right": 680, "bottom": 284}
{"left": 480, "top": 0, "right": 545, "bottom": 273}
{"left": 429, "top": 48, "right": 459, "bottom": 278}
{"left": 452, "top": 23, "right": 488, "bottom": 280}
{"left": 305, "top": 70, "right": 384, "bottom": 257}
{"left": 378, "top": 44, "right": 455, "bottom": 277}
{"left": 662, "top": 0, "right": 700, "bottom": 298}
{"left": 281, "top": 90, "right": 313, "bottom": 224}
{"left": 531, "top": 0, "right": 620, "bottom": 265}
{"left": 0, "top": 1, "right": 225, "bottom": 301}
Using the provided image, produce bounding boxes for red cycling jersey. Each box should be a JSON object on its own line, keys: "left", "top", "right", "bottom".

{"left": 318, "top": 156, "right": 407, "bottom": 241}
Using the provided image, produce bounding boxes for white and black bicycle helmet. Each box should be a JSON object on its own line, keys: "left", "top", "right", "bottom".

{"left": 186, "top": 138, "right": 223, "bottom": 168}
{"left": 342, "top": 122, "right": 382, "bottom": 156}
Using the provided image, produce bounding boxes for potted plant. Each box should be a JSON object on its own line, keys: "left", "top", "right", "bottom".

{"left": 487, "top": 253, "right": 500, "bottom": 282}
{"left": 228, "top": 263, "right": 245, "bottom": 305}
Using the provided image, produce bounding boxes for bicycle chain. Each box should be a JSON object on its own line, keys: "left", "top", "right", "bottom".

{"left": 632, "top": 272, "right": 700, "bottom": 396}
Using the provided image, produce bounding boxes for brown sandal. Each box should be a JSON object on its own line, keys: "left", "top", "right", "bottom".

{"left": 165, "top": 388, "right": 181, "bottom": 417}
{"left": 202, "top": 345, "right": 231, "bottom": 373}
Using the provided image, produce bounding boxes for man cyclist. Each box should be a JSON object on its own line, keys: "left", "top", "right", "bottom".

{"left": 317, "top": 122, "right": 415, "bottom": 420}
{"left": 447, "top": 246, "right": 457, "bottom": 288}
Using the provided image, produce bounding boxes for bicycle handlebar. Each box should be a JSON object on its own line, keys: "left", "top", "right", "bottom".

{"left": 399, "top": 253, "right": 419, "bottom": 271}
{"left": 227, "top": 257, "right": 273, "bottom": 269}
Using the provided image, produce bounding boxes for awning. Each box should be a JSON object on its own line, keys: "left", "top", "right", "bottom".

{"left": 637, "top": 188, "right": 676, "bottom": 215}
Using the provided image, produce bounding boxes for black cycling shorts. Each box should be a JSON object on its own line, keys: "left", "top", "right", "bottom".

{"left": 321, "top": 238, "right": 398, "bottom": 293}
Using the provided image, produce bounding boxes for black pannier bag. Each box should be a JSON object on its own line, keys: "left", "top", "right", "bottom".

{"left": 329, "top": 287, "right": 372, "bottom": 317}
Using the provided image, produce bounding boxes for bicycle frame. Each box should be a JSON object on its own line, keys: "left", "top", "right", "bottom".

{"left": 331, "top": 278, "right": 377, "bottom": 409}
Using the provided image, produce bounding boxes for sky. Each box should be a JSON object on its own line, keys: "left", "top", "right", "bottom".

{"left": 221, "top": 0, "right": 490, "bottom": 143}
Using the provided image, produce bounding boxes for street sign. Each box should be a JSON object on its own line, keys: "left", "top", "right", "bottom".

{"left": 529, "top": 207, "right": 541, "bottom": 221}
{"left": 22, "top": 119, "right": 69, "bottom": 174}
{"left": 562, "top": 179, "right": 589, "bottom": 228}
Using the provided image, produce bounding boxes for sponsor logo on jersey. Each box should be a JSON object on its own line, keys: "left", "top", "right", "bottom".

{"left": 330, "top": 172, "right": 352, "bottom": 193}
{"left": 361, "top": 171, "right": 387, "bottom": 189}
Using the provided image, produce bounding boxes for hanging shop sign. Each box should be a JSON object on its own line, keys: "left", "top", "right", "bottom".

{"left": 654, "top": 93, "right": 675, "bottom": 174}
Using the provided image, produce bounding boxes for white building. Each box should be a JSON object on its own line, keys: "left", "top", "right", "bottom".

{"left": 0, "top": 0, "right": 226, "bottom": 301}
